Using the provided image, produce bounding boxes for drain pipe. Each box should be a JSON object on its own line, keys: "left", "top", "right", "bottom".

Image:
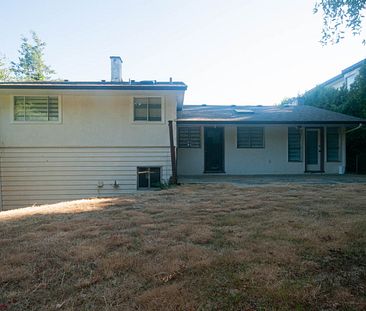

{"left": 345, "top": 123, "right": 363, "bottom": 174}
{"left": 168, "top": 120, "right": 178, "bottom": 185}
{"left": 346, "top": 123, "right": 363, "bottom": 134}
{"left": 0, "top": 154, "right": 2, "bottom": 211}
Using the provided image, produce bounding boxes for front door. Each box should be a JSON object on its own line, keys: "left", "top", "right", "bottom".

{"left": 204, "top": 127, "right": 224, "bottom": 173}
{"left": 305, "top": 128, "right": 321, "bottom": 172}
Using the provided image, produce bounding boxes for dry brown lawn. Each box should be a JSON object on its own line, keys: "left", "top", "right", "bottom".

{"left": 1, "top": 183, "right": 366, "bottom": 310}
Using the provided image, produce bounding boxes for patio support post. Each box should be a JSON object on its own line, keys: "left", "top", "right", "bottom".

{"left": 168, "top": 120, "right": 178, "bottom": 184}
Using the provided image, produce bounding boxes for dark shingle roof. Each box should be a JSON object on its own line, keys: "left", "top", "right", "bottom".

{"left": 177, "top": 105, "right": 366, "bottom": 124}
{"left": 0, "top": 81, "right": 187, "bottom": 91}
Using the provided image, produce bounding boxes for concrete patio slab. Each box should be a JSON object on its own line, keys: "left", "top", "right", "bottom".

{"left": 178, "top": 174, "right": 366, "bottom": 186}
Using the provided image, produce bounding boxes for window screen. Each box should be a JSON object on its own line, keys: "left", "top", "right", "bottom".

{"left": 237, "top": 127, "right": 264, "bottom": 148}
{"left": 137, "top": 167, "right": 161, "bottom": 188}
{"left": 14, "top": 96, "right": 59, "bottom": 121}
{"left": 134, "top": 97, "right": 162, "bottom": 121}
{"left": 178, "top": 127, "right": 201, "bottom": 148}
{"left": 327, "top": 127, "right": 340, "bottom": 162}
{"left": 288, "top": 127, "right": 302, "bottom": 162}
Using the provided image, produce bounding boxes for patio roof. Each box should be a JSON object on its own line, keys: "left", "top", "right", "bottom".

{"left": 177, "top": 105, "right": 366, "bottom": 125}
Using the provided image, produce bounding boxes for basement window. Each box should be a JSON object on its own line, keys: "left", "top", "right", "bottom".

{"left": 327, "top": 127, "right": 341, "bottom": 162}
{"left": 237, "top": 127, "right": 264, "bottom": 148}
{"left": 14, "top": 96, "right": 59, "bottom": 122}
{"left": 137, "top": 167, "right": 161, "bottom": 189}
{"left": 134, "top": 97, "right": 162, "bottom": 121}
{"left": 178, "top": 127, "right": 201, "bottom": 148}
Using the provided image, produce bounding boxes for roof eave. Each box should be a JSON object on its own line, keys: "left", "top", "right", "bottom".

{"left": 176, "top": 120, "right": 365, "bottom": 125}
{"left": 0, "top": 85, "right": 187, "bottom": 91}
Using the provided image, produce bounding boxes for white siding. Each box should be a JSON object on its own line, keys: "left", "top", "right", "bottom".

{"left": 0, "top": 147, "right": 172, "bottom": 210}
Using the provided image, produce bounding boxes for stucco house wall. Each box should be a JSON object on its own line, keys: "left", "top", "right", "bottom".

{"left": 177, "top": 125, "right": 346, "bottom": 175}
{"left": 0, "top": 90, "right": 179, "bottom": 146}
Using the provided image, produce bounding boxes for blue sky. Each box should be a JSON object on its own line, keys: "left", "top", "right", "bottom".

{"left": 0, "top": 0, "right": 365, "bottom": 105}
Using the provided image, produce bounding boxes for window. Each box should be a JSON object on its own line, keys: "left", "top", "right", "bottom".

{"left": 134, "top": 97, "right": 162, "bottom": 121}
{"left": 237, "top": 127, "right": 264, "bottom": 148}
{"left": 137, "top": 167, "right": 161, "bottom": 188}
{"left": 327, "top": 127, "right": 340, "bottom": 162}
{"left": 346, "top": 75, "right": 356, "bottom": 89}
{"left": 288, "top": 127, "right": 302, "bottom": 162}
{"left": 14, "top": 96, "right": 59, "bottom": 121}
{"left": 178, "top": 127, "right": 201, "bottom": 148}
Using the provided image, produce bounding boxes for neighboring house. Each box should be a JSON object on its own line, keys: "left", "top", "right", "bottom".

{"left": 321, "top": 59, "right": 365, "bottom": 89}
{"left": 0, "top": 57, "right": 365, "bottom": 210}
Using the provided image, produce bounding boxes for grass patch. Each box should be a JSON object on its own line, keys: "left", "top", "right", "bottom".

{"left": 0, "top": 183, "right": 366, "bottom": 310}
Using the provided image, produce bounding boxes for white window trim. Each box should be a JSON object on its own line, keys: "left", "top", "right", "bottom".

{"left": 11, "top": 95, "right": 63, "bottom": 124}
{"left": 131, "top": 96, "right": 165, "bottom": 124}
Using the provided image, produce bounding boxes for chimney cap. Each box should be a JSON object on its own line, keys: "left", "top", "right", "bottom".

{"left": 110, "top": 56, "right": 123, "bottom": 63}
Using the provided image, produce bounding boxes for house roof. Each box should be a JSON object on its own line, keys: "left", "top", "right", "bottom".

{"left": 0, "top": 81, "right": 187, "bottom": 91}
{"left": 320, "top": 58, "right": 366, "bottom": 88}
{"left": 177, "top": 105, "right": 366, "bottom": 124}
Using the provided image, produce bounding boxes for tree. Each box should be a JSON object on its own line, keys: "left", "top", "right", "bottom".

{"left": 314, "top": 0, "right": 366, "bottom": 44}
{"left": 300, "top": 64, "right": 366, "bottom": 118}
{"left": 0, "top": 54, "right": 11, "bottom": 81}
{"left": 346, "top": 63, "right": 366, "bottom": 118}
{"left": 301, "top": 84, "right": 349, "bottom": 113}
{"left": 11, "top": 31, "right": 55, "bottom": 81}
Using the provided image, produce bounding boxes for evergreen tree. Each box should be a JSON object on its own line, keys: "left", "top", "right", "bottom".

{"left": 301, "top": 84, "right": 349, "bottom": 113}
{"left": 0, "top": 54, "right": 11, "bottom": 81}
{"left": 11, "top": 31, "right": 55, "bottom": 81}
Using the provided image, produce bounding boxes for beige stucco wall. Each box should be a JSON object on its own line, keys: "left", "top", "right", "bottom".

{"left": 0, "top": 89, "right": 181, "bottom": 147}
{"left": 177, "top": 125, "right": 346, "bottom": 175}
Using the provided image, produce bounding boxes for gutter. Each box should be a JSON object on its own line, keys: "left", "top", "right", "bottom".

{"left": 177, "top": 120, "right": 364, "bottom": 125}
{"left": 0, "top": 85, "right": 187, "bottom": 91}
{"left": 346, "top": 123, "right": 363, "bottom": 134}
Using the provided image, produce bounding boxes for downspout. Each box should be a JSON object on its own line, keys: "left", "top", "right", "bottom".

{"left": 346, "top": 123, "right": 363, "bottom": 134}
{"left": 0, "top": 150, "right": 3, "bottom": 211}
{"left": 345, "top": 123, "right": 363, "bottom": 174}
{"left": 168, "top": 120, "right": 178, "bottom": 184}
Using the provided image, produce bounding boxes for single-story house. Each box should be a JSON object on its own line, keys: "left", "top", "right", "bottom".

{"left": 0, "top": 57, "right": 365, "bottom": 210}
{"left": 177, "top": 104, "right": 365, "bottom": 175}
